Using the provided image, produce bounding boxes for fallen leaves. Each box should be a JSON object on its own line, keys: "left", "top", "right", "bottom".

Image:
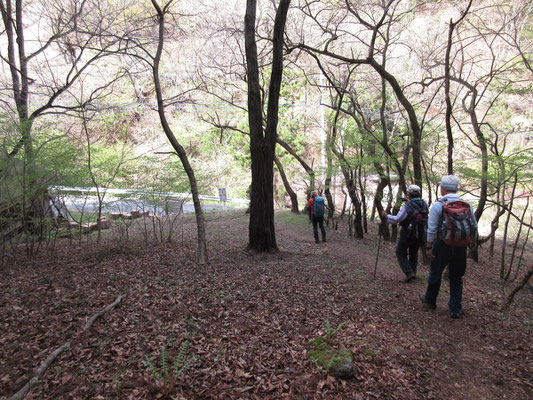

{"left": 0, "top": 212, "right": 532, "bottom": 399}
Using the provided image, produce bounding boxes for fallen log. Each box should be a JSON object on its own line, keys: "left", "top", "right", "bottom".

{"left": 83, "top": 294, "right": 124, "bottom": 331}
{"left": 8, "top": 294, "right": 125, "bottom": 400}
{"left": 8, "top": 343, "right": 71, "bottom": 400}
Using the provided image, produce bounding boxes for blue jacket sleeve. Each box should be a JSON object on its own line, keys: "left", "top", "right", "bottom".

{"left": 427, "top": 201, "right": 443, "bottom": 243}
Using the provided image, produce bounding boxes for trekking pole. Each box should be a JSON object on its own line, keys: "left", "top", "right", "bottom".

{"left": 373, "top": 222, "right": 382, "bottom": 279}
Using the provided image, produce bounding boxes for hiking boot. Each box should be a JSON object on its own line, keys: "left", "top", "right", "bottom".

{"left": 403, "top": 273, "right": 415, "bottom": 283}
{"left": 315, "top": 239, "right": 320, "bottom": 243}
{"left": 450, "top": 310, "right": 464, "bottom": 319}
{"left": 322, "top": 238, "right": 326, "bottom": 242}
{"left": 419, "top": 293, "right": 436, "bottom": 310}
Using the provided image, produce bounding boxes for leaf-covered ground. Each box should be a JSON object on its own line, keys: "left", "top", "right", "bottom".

{"left": 1, "top": 210, "right": 532, "bottom": 399}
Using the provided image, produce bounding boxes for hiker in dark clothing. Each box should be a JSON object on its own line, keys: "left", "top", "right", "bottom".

{"left": 419, "top": 175, "right": 477, "bottom": 318}
{"left": 382, "top": 185, "right": 428, "bottom": 282}
{"left": 310, "top": 191, "right": 326, "bottom": 243}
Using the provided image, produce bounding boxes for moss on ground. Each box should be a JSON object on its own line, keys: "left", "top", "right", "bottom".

{"left": 307, "top": 336, "right": 356, "bottom": 379}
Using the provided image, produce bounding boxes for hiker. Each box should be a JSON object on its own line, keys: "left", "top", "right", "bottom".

{"left": 419, "top": 175, "right": 477, "bottom": 318}
{"left": 382, "top": 184, "right": 428, "bottom": 282}
{"left": 306, "top": 192, "right": 313, "bottom": 222}
{"left": 309, "top": 191, "right": 327, "bottom": 243}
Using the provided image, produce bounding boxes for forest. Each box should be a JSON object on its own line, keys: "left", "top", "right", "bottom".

{"left": 1, "top": 0, "right": 532, "bottom": 399}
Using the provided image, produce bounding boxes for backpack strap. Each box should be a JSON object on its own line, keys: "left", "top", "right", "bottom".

{"left": 437, "top": 199, "right": 446, "bottom": 241}
{"left": 409, "top": 200, "right": 422, "bottom": 213}
{"left": 400, "top": 200, "right": 419, "bottom": 228}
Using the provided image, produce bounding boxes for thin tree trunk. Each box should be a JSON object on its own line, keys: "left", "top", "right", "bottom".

{"left": 368, "top": 58, "right": 423, "bottom": 189}
{"left": 444, "top": 18, "right": 455, "bottom": 175}
{"left": 327, "top": 89, "right": 363, "bottom": 237}
{"left": 343, "top": 169, "right": 364, "bottom": 238}
{"left": 509, "top": 197, "right": 530, "bottom": 278}
{"left": 358, "top": 162, "right": 368, "bottom": 233}
{"left": 501, "top": 172, "right": 518, "bottom": 280}
{"left": 274, "top": 155, "right": 299, "bottom": 214}
{"left": 470, "top": 105, "right": 488, "bottom": 223}
{"left": 505, "top": 264, "right": 533, "bottom": 308}
{"left": 444, "top": 0, "right": 472, "bottom": 174}
{"left": 151, "top": 0, "right": 207, "bottom": 264}
{"left": 324, "top": 127, "right": 335, "bottom": 220}
{"left": 340, "top": 188, "right": 348, "bottom": 219}
{"left": 374, "top": 174, "right": 391, "bottom": 241}
{"left": 277, "top": 138, "right": 315, "bottom": 190}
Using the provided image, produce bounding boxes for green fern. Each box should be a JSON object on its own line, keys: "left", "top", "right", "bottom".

{"left": 161, "top": 346, "right": 168, "bottom": 378}
{"left": 144, "top": 355, "right": 162, "bottom": 381}
{"left": 145, "top": 342, "right": 197, "bottom": 384}
{"left": 325, "top": 319, "right": 347, "bottom": 340}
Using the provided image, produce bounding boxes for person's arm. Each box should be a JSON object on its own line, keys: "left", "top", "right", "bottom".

{"left": 426, "top": 201, "right": 442, "bottom": 257}
{"left": 382, "top": 204, "right": 408, "bottom": 224}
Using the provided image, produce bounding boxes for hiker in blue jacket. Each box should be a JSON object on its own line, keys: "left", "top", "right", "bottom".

{"left": 311, "top": 191, "right": 327, "bottom": 243}
{"left": 419, "top": 175, "right": 478, "bottom": 318}
{"left": 382, "top": 184, "right": 428, "bottom": 282}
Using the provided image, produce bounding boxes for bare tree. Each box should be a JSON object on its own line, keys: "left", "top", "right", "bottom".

{"left": 146, "top": 0, "right": 208, "bottom": 264}
{"left": 0, "top": 0, "right": 132, "bottom": 237}
{"left": 294, "top": 0, "right": 424, "bottom": 189}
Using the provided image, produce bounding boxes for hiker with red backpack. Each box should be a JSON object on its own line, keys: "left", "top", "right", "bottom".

{"left": 382, "top": 184, "right": 428, "bottom": 282}
{"left": 419, "top": 175, "right": 477, "bottom": 318}
{"left": 309, "top": 191, "right": 327, "bottom": 243}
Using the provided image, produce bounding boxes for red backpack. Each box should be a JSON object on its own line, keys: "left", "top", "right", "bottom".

{"left": 438, "top": 200, "right": 477, "bottom": 247}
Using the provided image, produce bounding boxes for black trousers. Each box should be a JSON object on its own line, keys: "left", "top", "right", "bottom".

{"left": 312, "top": 216, "right": 326, "bottom": 242}
{"left": 425, "top": 241, "right": 467, "bottom": 313}
{"left": 395, "top": 231, "right": 420, "bottom": 277}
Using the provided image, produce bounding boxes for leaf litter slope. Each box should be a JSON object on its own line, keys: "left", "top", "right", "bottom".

{"left": 0, "top": 210, "right": 531, "bottom": 399}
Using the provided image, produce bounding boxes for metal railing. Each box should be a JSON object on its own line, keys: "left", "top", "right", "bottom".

{"left": 49, "top": 186, "right": 250, "bottom": 205}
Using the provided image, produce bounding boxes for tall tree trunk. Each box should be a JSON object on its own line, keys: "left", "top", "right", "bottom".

{"left": 274, "top": 155, "right": 299, "bottom": 214}
{"left": 358, "top": 162, "right": 367, "bottom": 233}
{"left": 324, "top": 125, "right": 335, "bottom": 220}
{"left": 464, "top": 86, "right": 488, "bottom": 263}
{"left": 386, "top": 180, "right": 398, "bottom": 242}
{"left": 373, "top": 170, "right": 391, "bottom": 241}
{"left": 342, "top": 169, "right": 364, "bottom": 238}
{"left": 444, "top": 0, "right": 472, "bottom": 174}
{"left": 151, "top": 0, "right": 207, "bottom": 264}
{"left": 444, "top": 21, "right": 455, "bottom": 175}
{"left": 500, "top": 172, "right": 518, "bottom": 280}
{"left": 245, "top": 0, "right": 291, "bottom": 252}
{"left": 374, "top": 70, "right": 392, "bottom": 240}
{"left": 469, "top": 105, "right": 488, "bottom": 222}
{"left": 340, "top": 188, "right": 348, "bottom": 219}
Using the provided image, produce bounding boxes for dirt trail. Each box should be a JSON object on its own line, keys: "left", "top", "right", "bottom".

{"left": 271, "top": 212, "right": 532, "bottom": 399}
